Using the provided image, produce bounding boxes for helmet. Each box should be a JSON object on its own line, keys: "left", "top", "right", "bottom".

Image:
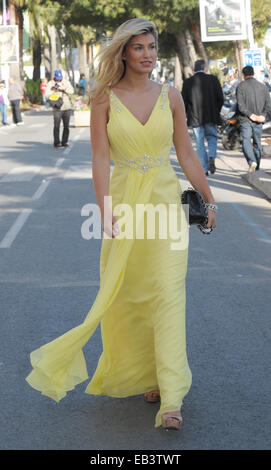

{"left": 54, "top": 69, "right": 63, "bottom": 81}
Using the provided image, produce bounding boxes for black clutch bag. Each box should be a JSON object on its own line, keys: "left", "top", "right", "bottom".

{"left": 181, "top": 187, "right": 208, "bottom": 226}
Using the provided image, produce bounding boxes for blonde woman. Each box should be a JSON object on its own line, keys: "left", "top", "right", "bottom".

{"left": 26, "top": 18, "right": 217, "bottom": 431}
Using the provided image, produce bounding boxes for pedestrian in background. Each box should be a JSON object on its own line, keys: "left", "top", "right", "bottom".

{"left": 40, "top": 77, "right": 49, "bottom": 109}
{"left": 236, "top": 65, "right": 271, "bottom": 173}
{"left": 0, "top": 80, "right": 9, "bottom": 125}
{"left": 182, "top": 59, "right": 224, "bottom": 176}
{"left": 7, "top": 77, "right": 24, "bottom": 126}
{"left": 78, "top": 73, "right": 87, "bottom": 96}
{"left": 45, "top": 69, "right": 74, "bottom": 148}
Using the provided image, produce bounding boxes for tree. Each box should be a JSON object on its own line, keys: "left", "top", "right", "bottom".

{"left": 9, "top": 0, "right": 271, "bottom": 87}
{"left": 251, "top": 0, "right": 271, "bottom": 44}
{"left": 41, "top": 1, "right": 204, "bottom": 79}
{"left": 135, "top": 0, "right": 201, "bottom": 77}
{"left": 41, "top": 0, "right": 135, "bottom": 81}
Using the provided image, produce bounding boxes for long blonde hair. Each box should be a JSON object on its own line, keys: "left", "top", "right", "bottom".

{"left": 90, "top": 18, "right": 158, "bottom": 101}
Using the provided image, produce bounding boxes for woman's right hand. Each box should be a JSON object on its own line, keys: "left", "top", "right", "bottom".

{"left": 102, "top": 211, "right": 119, "bottom": 238}
{"left": 206, "top": 209, "right": 216, "bottom": 229}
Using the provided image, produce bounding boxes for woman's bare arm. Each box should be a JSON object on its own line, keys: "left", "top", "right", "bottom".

{"left": 90, "top": 93, "right": 111, "bottom": 221}
{"left": 169, "top": 86, "right": 216, "bottom": 227}
{"left": 90, "top": 93, "right": 119, "bottom": 237}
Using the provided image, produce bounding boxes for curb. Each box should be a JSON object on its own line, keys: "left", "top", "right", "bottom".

{"left": 219, "top": 153, "right": 271, "bottom": 201}
{"left": 242, "top": 169, "right": 271, "bottom": 200}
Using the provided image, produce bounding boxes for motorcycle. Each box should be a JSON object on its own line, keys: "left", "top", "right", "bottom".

{"left": 219, "top": 88, "right": 241, "bottom": 150}
{"left": 221, "top": 115, "right": 271, "bottom": 150}
{"left": 218, "top": 85, "right": 240, "bottom": 150}
{"left": 220, "top": 81, "right": 271, "bottom": 150}
{"left": 221, "top": 104, "right": 241, "bottom": 150}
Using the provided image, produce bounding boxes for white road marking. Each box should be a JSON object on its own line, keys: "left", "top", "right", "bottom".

{"left": 0, "top": 208, "right": 32, "bottom": 248}
{"left": 63, "top": 128, "right": 85, "bottom": 154}
{"left": 63, "top": 164, "right": 92, "bottom": 179}
{"left": 62, "top": 164, "right": 113, "bottom": 179}
{"left": 63, "top": 146, "right": 71, "bottom": 155}
{"left": 28, "top": 123, "right": 45, "bottom": 128}
{"left": 0, "top": 128, "right": 87, "bottom": 248}
{"left": 32, "top": 179, "right": 51, "bottom": 200}
{"left": 55, "top": 157, "right": 65, "bottom": 167}
{"left": 0, "top": 166, "right": 41, "bottom": 182}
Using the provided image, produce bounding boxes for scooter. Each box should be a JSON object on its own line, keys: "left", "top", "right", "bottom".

{"left": 220, "top": 82, "right": 271, "bottom": 150}
{"left": 220, "top": 99, "right": 242, "bottom": 150}
{"left": 221, "top": 114, "right": 271, "bottom": 150}
{"left": 218, "top": 86, "right": 238, "bottom": 140}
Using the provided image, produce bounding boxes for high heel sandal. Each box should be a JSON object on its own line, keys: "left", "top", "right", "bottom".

{"left": 143, "top": 390, "right": 160, "bottom": 403}
{"left": 162, "top": 411, "right": 183, "bottom": 431}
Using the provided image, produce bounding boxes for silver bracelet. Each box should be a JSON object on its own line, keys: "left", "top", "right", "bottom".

{"left": 205, "top": 203, "right": 218, "bottom": 212}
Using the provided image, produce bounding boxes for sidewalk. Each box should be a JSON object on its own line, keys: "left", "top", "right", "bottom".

{"left": 217, "top": 137, "right": 271, "bottom": 201}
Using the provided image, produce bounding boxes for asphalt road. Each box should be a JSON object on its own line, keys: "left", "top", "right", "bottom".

{"left": 0, "top": 110, "right": 270, "bottom": 451}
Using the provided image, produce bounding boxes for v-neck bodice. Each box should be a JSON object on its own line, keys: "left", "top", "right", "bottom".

{"left": 110, "top": 86, "right": 163, "bottom": 127}
{"left": 107, "top": 83, "right": 173, "bottom": 167}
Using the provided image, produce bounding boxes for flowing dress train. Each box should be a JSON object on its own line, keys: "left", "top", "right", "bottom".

{"left": 26, "top": 84, "right": 192, "bottom": 427}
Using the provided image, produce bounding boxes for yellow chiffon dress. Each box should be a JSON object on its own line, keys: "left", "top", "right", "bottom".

{"left": 25, "top": 83, "right": 192, "bottom": 428}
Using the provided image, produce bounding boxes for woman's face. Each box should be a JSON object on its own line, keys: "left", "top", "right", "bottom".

{"left": 122, "top": 33, "right": 157, "bottom": 75}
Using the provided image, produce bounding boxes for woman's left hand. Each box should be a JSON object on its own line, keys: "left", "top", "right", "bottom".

{"left": 206, "top": 209, "right": 216, "bottom": 229}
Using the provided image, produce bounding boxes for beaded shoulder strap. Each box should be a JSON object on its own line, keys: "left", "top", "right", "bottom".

{"left": 160, "top": 83, "right": 170, "bottom": 110}
{"left": 109, "top": 88, "right": 122, "bottom": 113}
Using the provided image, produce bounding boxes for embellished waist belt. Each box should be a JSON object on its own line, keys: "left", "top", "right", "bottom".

{"left": 114, "top": 154, "right": 170, "bottom": 174}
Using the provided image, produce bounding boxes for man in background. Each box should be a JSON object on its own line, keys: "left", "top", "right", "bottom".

{"left": 182, "top": 59, "right": 224, "bottom": 176}
{"left": 236, "top": 65, "right": 271, "bottom": 172}
{"left": 8, "top": 77, "right": 24, "bottom": 126}
{"left": 46, "top": 69, "right": 74, "bottom": 148}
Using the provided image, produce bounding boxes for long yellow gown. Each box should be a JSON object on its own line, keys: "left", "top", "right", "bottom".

{"left": 25, "top": 83, "right": 192, "bottom": 427}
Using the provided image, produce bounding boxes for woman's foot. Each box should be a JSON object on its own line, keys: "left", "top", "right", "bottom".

{"left": 143, "top": 390, "right": 160, "bottom": 403}
{"left": 162, "top": 411, "right": 183, "bottom": 431}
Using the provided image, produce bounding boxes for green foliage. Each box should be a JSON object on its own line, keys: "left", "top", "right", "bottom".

{"left": 40, "top": 1, "right": 271, "bottom": 57}
{"left": 209, "top": 64, "right": 224, "bottom": 83}
{"left": 251, "top": 0, "right": 271, "bottom": 43}
{"left": 158, "top": 31, "right": 179, "bottom": 58}
{"left": 24, "top": 77, "right": 42, "bottom": 104}
{"left": 205, "top": 41, "right": 235, "bottom": 62}
{"left": 135, "top": 0, "right": 199, "bottom": 33}
{"left": 14, "top": 0, "right": 271, "bottom": 77}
